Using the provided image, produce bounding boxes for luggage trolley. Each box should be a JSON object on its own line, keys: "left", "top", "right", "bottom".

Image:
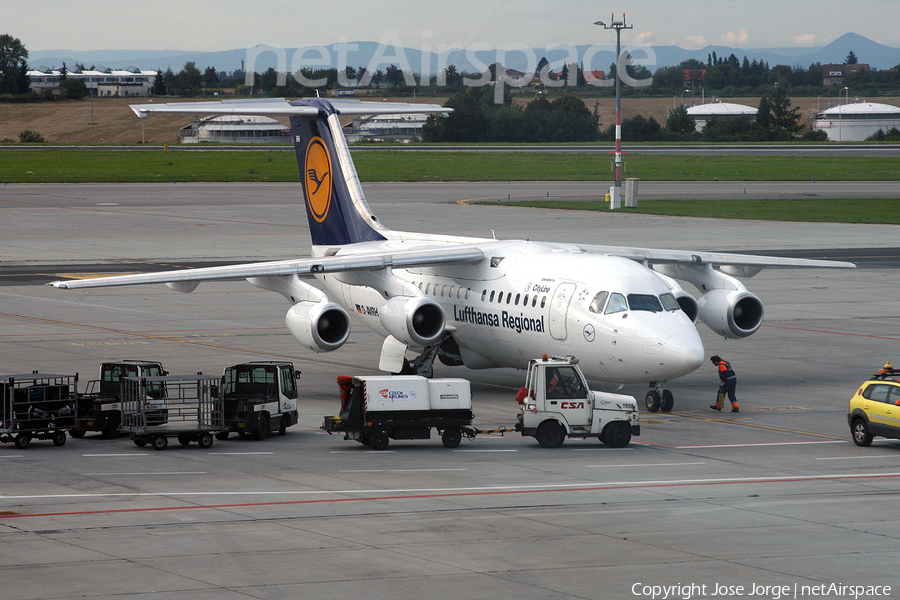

{"left": 120, "top": 374, "right": 224, "bottom": 450}
{"left": 0, "top": 372, "right": 78, "bottom": 449}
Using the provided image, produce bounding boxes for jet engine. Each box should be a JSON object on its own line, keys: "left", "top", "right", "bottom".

{"left": 673, "top": 291, "right": 699, "bottom": 324}
{"left": 285, "top": 301, "right": 351, "bottom": 352}
{"left": 651, "top": 269, "right": 699, "bottom": 324}
{"left": 379, "top": 296, "right": 445, "bottom": 347}
{"left": 697, "top": 289, "right": 763, "bottom": 339}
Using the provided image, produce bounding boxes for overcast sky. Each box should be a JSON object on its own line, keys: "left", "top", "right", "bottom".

{"left": 9, "top": 0, "right": 899, "bottom": 52}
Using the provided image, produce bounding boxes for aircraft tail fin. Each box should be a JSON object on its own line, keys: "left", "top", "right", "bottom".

{"left": 289, "top": 98, "right": 388, "bottom": 246}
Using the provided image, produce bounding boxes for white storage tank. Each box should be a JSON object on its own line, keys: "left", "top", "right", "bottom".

{"left": 686, "top": 101, "right": 757, "bottom": 132}
{"left": 812, "top": 101, "right": 900, "bottom": 141}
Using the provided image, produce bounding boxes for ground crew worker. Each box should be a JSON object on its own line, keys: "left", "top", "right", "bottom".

{"left": 710, "top": 355, "right": 739, "bottom": 413}
{"left": 546, "top": 368, "right": 561, "bottom": 399}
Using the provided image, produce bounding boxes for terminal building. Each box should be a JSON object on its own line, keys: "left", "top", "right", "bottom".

{"left": 178, "top": 115, "right": 291, "bottom": 144}
{"left": 685, "top": 101, "right": 757, "bottom": 132}
{"left": 811, "top": 101, "right": 900, "bottom": 141}
{"left": 344, "top": 113, "right": 430, "bottom": 142}
{"left": 27, "top": 66, "right": 157, "bottom": 96}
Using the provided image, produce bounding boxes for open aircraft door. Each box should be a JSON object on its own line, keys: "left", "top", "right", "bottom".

{"left": 549, "top": 282, "right": 577, "bottom": 341}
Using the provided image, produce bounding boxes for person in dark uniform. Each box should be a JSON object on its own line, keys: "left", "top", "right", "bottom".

{"left": 710, "top": 355, "right": 739, "bottom": 413}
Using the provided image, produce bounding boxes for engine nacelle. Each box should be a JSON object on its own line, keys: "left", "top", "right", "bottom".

{"left": 285, "top": 301, "right": 351, "bottom": 353}
{"left": 673, "top": 291, "right": 699, "bottom": 324}
{"left": 698, "top": 289, "right": 764, "bottom": 339}
{"left": 379, "top": 296, "right": 445, "bottom": 347}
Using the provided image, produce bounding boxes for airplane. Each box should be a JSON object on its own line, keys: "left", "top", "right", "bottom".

{"left": 49, "top": 97, "right": 855, "bottom": 412}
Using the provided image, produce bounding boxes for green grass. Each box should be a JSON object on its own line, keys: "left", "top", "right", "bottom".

{"left": 358, "top": 153, "right": 900, "bottom": 182}
{"left": 2, "top": 148, "right": 898, "bottom": 223}
{"left": 0, "top": 150, "right": 298, "bottom": 183}
{"left": 1, "top": 149, "right": 900, "bottom": 183}
{"left": 502, "top": 198, "right": 900, "bottom": 225}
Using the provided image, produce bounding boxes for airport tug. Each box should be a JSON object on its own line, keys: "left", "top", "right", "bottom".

{"left": 323, "top": 355, "right": 639, "bottom": 450}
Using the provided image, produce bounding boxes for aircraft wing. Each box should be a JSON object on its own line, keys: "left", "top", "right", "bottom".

{"left": 130, "top": 98, "right": 451, "bottom": 119}
{"left": 575, "top": 244, "right": 855, "bottom": 271}
{"left": 49, "top": 246, "right": 484, "bottom": 290}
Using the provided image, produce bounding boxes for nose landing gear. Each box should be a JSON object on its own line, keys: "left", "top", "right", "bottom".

{"left": 644, "top": 382, "right": 674, "bottom": 412}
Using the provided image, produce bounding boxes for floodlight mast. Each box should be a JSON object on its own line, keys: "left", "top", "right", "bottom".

{"left": 594, "top": 13, "right": 633, "bottom": 209}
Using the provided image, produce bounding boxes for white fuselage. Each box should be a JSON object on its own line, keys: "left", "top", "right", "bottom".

{"left": 313, "top": 236, "right": 706, "bottom": 384}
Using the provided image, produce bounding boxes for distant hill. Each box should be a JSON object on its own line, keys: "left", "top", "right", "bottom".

{"left": 647, "top": 33, "right": 899, "bottom": 72}
{"left": 29, "top": 32, "right": 900, "bottom": 75}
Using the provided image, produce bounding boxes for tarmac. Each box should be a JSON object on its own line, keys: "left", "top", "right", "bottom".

{"left": 1, "top": 181, "right": 899, "bottom": 600}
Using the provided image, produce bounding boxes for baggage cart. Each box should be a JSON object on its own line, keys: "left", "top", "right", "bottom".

{"left": 120, "top": 375, "right": 223, "bottom": 450}
{"left": 0, "top": 372, "right": 78, "bottom": 449}
{"left": 71, "top": 360, "right": 167, "bottom": 438}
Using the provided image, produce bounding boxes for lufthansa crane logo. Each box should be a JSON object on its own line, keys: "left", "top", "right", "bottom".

{"left": 304, "top": 136, "right": 332, "bottom": 222}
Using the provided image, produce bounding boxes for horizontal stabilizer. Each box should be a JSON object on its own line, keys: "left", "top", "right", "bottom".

{"left": 130, "top": 98, "right": 451, "bottom": 119}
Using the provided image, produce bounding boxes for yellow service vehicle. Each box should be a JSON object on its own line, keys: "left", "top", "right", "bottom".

{"left": 848, "top": 361, "right": 900, "bottom": 446}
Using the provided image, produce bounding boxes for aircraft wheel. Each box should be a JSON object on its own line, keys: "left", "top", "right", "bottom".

{"left": 660, "top": 390, "right": 675, "bottom": 412}
{"left": 645, "top": 390, "right": 660, "bottom": 413}
{"left": 535, "top": 420, "right": 566, "bottom": 448}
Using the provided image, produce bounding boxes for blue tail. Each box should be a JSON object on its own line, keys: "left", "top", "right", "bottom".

{"left": 290, "top": 99, "right": 386, "bottom": 246}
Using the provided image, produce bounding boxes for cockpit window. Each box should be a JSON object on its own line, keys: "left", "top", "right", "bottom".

{"left": 604, "top": 293, "right": 627, "bottom": 314}
{"left": 588, "top": 291, "right": 609, "bottom": 314}
{"left": 628, "top": 294, "right": 664, "bottom": 312}
{"left": 659, "top": 292, "right": 680, "bottom": 311}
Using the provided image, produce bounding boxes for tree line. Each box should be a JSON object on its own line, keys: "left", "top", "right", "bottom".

{"left": 4, "top": 32, "right": 899, "bottom": 142}
{"left": 5, "top": 28, "right": 900, "bottom": 100}
{"left": 421, "top": 87, "right": 600, "bottom": 143}
{"left": 421, "top": 85, "right": 817, "bottom": 143}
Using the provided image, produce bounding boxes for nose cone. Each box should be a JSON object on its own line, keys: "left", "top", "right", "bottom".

{"left": 661, "top": 328, "right": 705, "bottom": 378}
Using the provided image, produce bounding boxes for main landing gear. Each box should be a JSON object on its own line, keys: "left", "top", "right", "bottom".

{"left": 644, "top": 382, "right": 674, "bottom": 413}
{"left": 397, "top": 333, "right": 461, "bottom": 378}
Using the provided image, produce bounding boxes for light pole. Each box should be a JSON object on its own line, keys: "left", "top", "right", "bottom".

{"left": 681, "top": 89, "right": 690, "bottom": 106}
{"left": 594, "top": 13, "right": 633, "bottom": 209}
{"left": 839, "top": 86, "right": 849, "bottom": 142}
